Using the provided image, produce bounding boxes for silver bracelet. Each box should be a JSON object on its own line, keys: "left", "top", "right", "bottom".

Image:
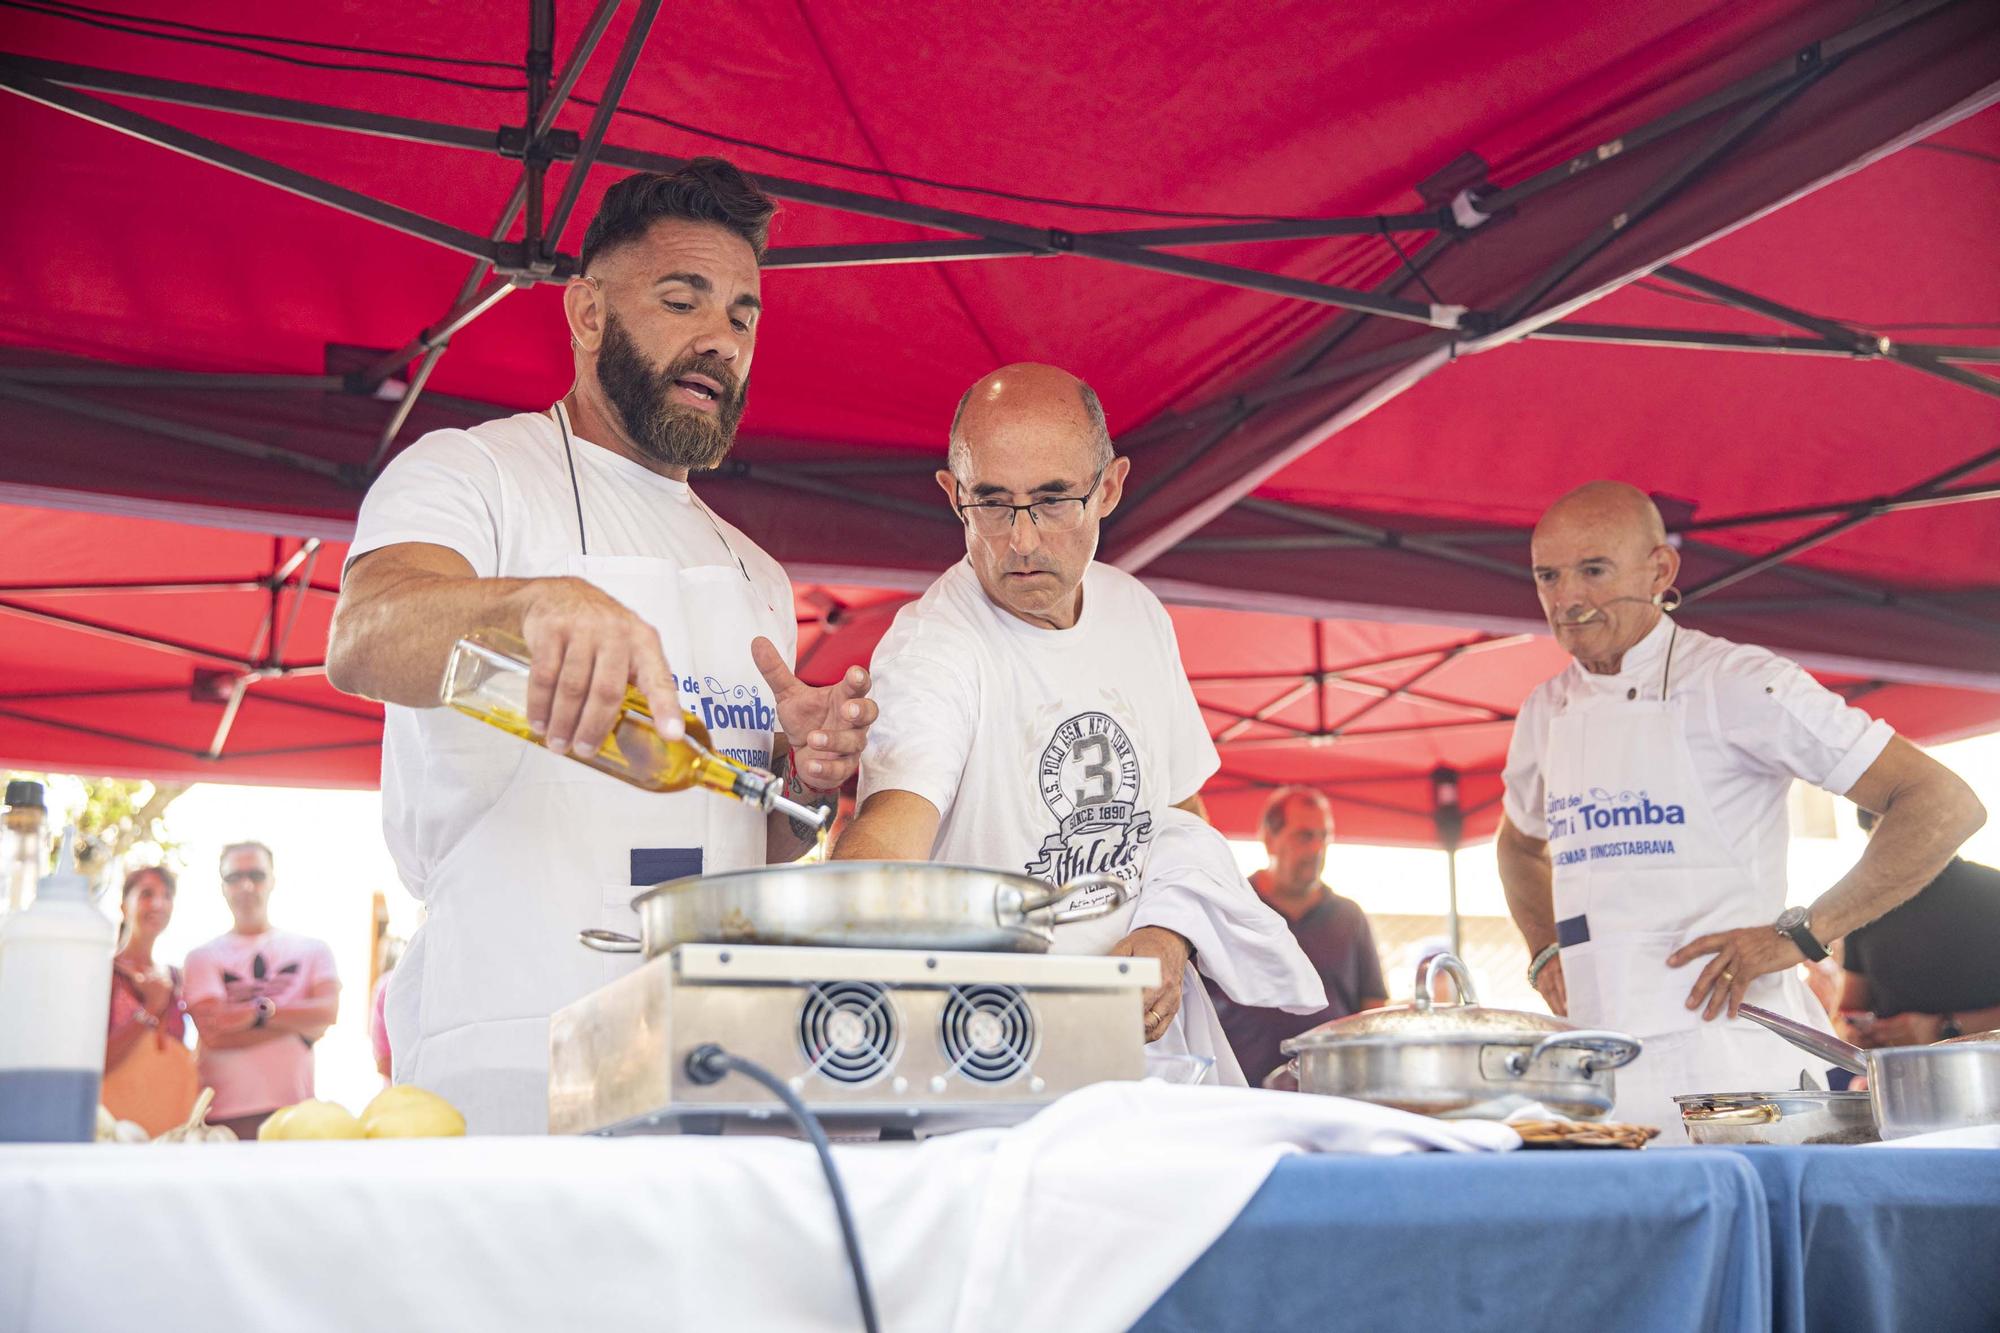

{"left": 1526, "top": 942, "right": 1560, "bottom": 986}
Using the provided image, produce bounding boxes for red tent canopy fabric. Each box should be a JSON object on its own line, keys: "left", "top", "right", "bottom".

{"left": 1, "top": 1, "right": 1997, "bottom": 841}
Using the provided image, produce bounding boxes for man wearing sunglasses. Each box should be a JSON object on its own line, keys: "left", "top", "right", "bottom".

{"left": 184, "top": 842, "right": 340, "bottom": 1140}
{"left": 838, "top": 364, "right": 1322, "bottom": 1081}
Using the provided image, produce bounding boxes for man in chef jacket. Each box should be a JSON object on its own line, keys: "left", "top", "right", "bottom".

{"left": 1497, "top": 481, "right": 1984, "bottom": 1137}
{"left": 834, "top": 364, "right": 1324, "bottom": 1079}
{"left": 327, "top": 160, "right": 878, "bottom": 1133}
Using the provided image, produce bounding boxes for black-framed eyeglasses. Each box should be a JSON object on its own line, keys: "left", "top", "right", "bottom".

{"left": 223, "top": 869, "right": 269, "bottom": 886}
{"left": 954, "top": 466, "right": 1107, "bottom": 536}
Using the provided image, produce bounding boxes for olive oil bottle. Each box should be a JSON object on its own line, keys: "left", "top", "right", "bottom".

{"left": 441, "top": 629, "right": 829, "bottom": 832}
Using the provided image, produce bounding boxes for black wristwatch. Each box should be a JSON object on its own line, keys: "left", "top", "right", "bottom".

{"left": 1773, "top": 906, "right": 1828, "bottom": 963}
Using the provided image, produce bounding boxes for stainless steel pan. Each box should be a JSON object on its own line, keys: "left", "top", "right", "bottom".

{"left": 579, "top": 860, "right": 1131, "bottom": 956}
{"left": 1674, "top": 1090, "right": 1879, "bottom": 1145}
{"left": 1739, "top": 1003, "right": 2000, "bottom": 1140}
{"left": 1279, "top": 955, "right": 1642, "bottom": 1121}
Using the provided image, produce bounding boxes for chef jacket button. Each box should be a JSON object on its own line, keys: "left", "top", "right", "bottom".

{"left": 1626, "top": 688, "right": 1637, "bottom": 700}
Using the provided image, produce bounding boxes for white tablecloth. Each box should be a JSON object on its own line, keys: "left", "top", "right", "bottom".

{"left": 0, "top": 1082, "right": 1517, "bottom": 1333}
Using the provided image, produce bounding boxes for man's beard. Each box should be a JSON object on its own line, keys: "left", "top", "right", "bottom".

{"left": 594, "top": 311, "right": 748, "bottom": 471}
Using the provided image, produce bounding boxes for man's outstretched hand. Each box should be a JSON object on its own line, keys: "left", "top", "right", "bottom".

{"left": 753, "top": 637, "right": 878, "bottom": 790}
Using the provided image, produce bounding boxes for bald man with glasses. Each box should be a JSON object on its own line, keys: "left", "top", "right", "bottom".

{"left": 838, "top": 364, "right": 1323, "bottom": 1080}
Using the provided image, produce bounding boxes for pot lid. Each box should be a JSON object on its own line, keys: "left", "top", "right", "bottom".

{"left": 1280, "top": 953, "right": 1599, "bottom": 1053}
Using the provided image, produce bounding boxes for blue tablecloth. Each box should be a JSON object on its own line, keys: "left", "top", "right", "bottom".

{"left": 1133, "top": 1149, "right": 1771, "bottom": 1333}
{"left": 1722, "top": 1146, "right": 2000, "bottom": 1333}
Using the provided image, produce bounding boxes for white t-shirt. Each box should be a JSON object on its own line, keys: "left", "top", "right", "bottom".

{"left": 1503, "top": 615, "right": 1893, "bottom": 892}
{"left": 346, "top": 410, "right": 795, "bottom": 901}
{"left": 859, "top": 559, "right": 1219, "bottom": 939}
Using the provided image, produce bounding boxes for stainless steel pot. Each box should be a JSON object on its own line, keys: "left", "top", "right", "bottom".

{"left": 1675, "top": 1090, "right": 1879, "bottom": 1145}
{"left": 1739, "top": 1003, "right": 2000, "bottom": 1140}
{"left": 1278, "top": 955, "right": 1642, "bottom": 1121}
{"left": 578, "top": 860, "right": 1130, "bottom": 956}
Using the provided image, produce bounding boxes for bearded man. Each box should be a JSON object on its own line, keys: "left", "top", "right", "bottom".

{"left": 327, "top": 161, "right": 878, "bottom": 1133}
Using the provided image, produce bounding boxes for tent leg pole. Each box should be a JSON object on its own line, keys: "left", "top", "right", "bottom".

{"left": 1446, "top": 848, "right": 1462, "bottom": 960}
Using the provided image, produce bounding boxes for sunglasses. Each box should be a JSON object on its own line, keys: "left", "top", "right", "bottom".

{"left": 223, "top": 869, "right": 270, "bottom": 886}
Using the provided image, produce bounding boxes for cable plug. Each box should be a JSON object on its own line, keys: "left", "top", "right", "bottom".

{"left": 684, "top": 1042, "right": 730, "bottom": 1086}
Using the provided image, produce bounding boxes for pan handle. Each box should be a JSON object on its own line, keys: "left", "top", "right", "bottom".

{"left": 1503, "top": 1029, "right": 1642, "bottom": 1077}
{"left": 1261, "top": 1058, "right": 1300, "bottom": 1093}
{"left": 578, "top": 929, "right": 644, "bottom": 954}
{"left": 1680, "top": 1102, "right": 1779, "bottom": 1126}
{"left": 1015, "top": 873, "right": 1131, "bottom": 927}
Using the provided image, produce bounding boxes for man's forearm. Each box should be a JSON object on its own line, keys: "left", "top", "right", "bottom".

{"left": 830, "top": 791, "right": 941, "bottom": 862}
{"left": 328, "top": 566, "right": 543, "bottom": 707}
{"left": 1813, "top": 776, "right": 1986, "bottom": 942}
{"left": 199, "top": 1025, "right": 288, "bottom": 1050}
{"left": 273, "top": 996, "right": 340, "bottom": 1036}
{"left": 1496, "top": 823, "right": 1557, "bottom": 952}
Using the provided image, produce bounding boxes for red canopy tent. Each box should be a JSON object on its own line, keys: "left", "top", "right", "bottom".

{"left": 1, "top": 0, "right": 1996, "bottom": 842}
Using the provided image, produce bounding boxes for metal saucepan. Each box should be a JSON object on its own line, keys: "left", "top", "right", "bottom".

{"left": 578, "top": 860, "right": 1130, "bottom": 956}
{"left": 1278, "top": 955, "right": 1643, "bottom": 1121}
{"left": 1675, "top": 1090, "right": 1880, "bottom": 1145}
{"left": 1739, "top": 1003, "right": 2000, "bottom": 1140}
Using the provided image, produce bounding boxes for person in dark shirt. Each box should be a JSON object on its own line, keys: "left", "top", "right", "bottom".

{"left": 1206, "top": 786, "right": 1388, "bottom": 1085}
{"left": 1840, "top": 806, "right": 2000, "bottom": 1046}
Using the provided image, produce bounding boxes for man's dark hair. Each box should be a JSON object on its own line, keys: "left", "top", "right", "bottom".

{"left": 219, "top": 840, "right": 275, "bottom": 874}
{"left": 579, "top": 158, "right": 776, "bottom": 272}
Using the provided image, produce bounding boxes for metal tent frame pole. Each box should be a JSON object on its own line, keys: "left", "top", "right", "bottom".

{"left": 0, "top": 537, "right": 363, "bottom": 761}
{"left": 1655, "top": 265, "right": 2000, "bottom": 403}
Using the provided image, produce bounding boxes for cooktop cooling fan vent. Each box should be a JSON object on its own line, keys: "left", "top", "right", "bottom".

{"left": 941, "top": 984, "right": 1037, "bottom": 1084}
{"left": 798, "top": 981, "right": 898, "bottom": 1085}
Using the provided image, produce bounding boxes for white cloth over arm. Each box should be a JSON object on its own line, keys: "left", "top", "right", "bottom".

{"left": 1138, "top": 808, "right": 1326, "bottom": 1085}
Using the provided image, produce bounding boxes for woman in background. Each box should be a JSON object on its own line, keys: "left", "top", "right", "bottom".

{"left": 103, "top": 865, "right": 198, "bottom": 1135}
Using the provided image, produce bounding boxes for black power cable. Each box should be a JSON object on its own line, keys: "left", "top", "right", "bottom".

{"left": 683, "top": 1043, "right": 882, "bottom": 1333}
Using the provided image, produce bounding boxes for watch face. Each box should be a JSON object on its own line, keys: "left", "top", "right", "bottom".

{"left": 1776, "top": 907, "right": 1805, "bottom": 932}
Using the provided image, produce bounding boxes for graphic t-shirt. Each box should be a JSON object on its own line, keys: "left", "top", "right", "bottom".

{"left": 184, "top": 929, "right": 339, "bottom": 1118}
{"left": 859, "top": 559, "right": 1218, "bottom": 952}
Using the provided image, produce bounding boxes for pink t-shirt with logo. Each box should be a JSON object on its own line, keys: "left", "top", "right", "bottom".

{"left": 184, "top": 929, "right": 339, "bottom": 1118}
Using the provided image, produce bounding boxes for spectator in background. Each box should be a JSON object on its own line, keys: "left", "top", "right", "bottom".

{"left": 103, "top": 865, "right": 198, "bottom": 1136}
{"left": 185, "top": 842, "right": 340, "bottom": 1140}
{"left": 1206, "top": 786, "right": 1388, "bottom": 1085}
{"left": 370, "top": 935, "right": 405, "bottom": 1081}
{"left": 1840, "top": 807, "right": 2000, "bottom": 1047}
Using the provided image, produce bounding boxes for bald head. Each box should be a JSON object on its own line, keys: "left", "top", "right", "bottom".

{"left": 948, "top": 363, "right": 1111, "bottom": 482}
{"left": 935, "top": 362, "right": 1130, "bottom": 631}
{"left": 1534, "top": 481, "right": 1668, "bottom": 551}
{"left": 1529, "top": 480, "right": 1681, "bottom": 674}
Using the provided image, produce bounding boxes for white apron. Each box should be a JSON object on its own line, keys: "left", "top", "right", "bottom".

{"left": 395, "top": 547, "right": 784, "bottom": 1135}
{"left": 1545, "top": 627, "right": 1835, "bottom": 1143}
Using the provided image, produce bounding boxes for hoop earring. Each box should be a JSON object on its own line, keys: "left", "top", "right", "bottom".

{"left": 1656, "top": 586, "right": 1684, "bottom": 613}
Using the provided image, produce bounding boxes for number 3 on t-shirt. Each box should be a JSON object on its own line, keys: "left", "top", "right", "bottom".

{"left": 1074, "top": 733, "right": 1114, "bottom": 807}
